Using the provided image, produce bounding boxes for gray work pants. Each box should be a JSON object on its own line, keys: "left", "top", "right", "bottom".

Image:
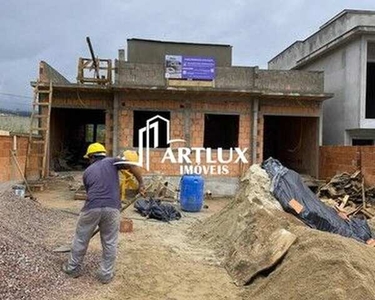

{"left": 66, "top": 207, "right": 120, "bottom": 278}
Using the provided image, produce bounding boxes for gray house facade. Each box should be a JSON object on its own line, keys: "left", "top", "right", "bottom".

{"left": 269, "top": 9, "right": 375, "bottom": 146}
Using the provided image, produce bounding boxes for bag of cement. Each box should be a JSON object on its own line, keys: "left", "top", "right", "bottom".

{"left": 134, "top": 198, "right": 181, "bottom": 222}
{"left": 262, "top": 158, "right": 372, "bottom": 243}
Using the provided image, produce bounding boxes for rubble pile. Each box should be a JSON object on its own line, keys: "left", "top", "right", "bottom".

{"left": 195, "top": 165, "right": 375, "bottom": 300}
{"left": 318, "top": 171, "right": 375, "bottom": 219}
{"left": 0, "top": 190, "right": 95, "bottom": 300}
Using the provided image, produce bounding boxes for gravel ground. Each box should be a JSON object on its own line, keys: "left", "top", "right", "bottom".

{"left": 0, "top": 189, "right": 98, "bottom": 300}
{"left": 0, "top": 179, "right": 240, "bottom": 300}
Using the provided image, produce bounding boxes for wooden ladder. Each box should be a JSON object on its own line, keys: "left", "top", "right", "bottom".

{"left": 25, "top": 81, "right": 53, "bottom": 179}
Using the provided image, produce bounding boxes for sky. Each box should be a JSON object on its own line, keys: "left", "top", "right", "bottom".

{"left": 1, "top": 0, "right": 374, "bottom": 111}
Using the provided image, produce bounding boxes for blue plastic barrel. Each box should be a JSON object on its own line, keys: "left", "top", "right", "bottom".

{"left": 180, "top": 174, "right": 204, "bottom": 212}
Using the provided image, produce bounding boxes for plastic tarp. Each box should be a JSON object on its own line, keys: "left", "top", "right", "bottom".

{"left": 261, "top": 158, "right": 372, "bottom": 243}
{"left": 134, "top": 198, "right": 182, "bottom": 222}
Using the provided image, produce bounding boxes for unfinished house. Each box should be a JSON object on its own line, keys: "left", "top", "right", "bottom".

{"left": 29, "top": 38, "right": 331, "bottom": 194}
{"left": 269, "top": 9, "right": 375, "bottom": 146}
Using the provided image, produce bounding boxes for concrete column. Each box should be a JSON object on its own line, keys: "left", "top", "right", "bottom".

{"left": 118, "top": 49, "right": 125, "bottom": 61}
{"left": 319, "top": 102, "right": 323, "bottom": 146}
{"left": 113, "top": 93, "right": 119, "bottom": 155}
{"left": 251, "top": 98, "right": 259, "bottom": 164}
{"left": 184, "top": 99, "right": 192, "bottom": 147}
{"left": 359, "top": 36, "right": 367, "bottom": 126}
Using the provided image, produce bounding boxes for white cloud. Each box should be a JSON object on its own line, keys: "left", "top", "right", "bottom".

{"left": 0, "top": 0, "right": 374, "bottom": 109}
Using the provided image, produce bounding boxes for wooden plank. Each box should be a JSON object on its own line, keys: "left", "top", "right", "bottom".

{"left": 350, "top": 170, "right": 361, "bottom": 179}
{"left": 339, "top": 195, "right": 350, "bottom": 209}
{"left": 361, "top": 208, "right": 375, "bottom": 218}
{"left": 362, "top": 177, "right": 366, "bottom": 209}
{"left": 42, "top": 81, "right": 52, "bottom": 178}
{"left": 74, "top": 193, "right": 87, "bottom": 201}
{"left": 346, "top": 204, "right": 363, "bottom": 216}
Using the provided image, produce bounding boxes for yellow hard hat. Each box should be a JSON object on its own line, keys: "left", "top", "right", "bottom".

{"left": 122, "top": 150, "right": 139, "bottom": 162}
{"left": 84, "top": 143, "right": 107, "bottom": 158}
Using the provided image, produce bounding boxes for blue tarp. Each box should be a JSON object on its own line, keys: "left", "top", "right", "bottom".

{"left": 134, "top": 198, "right": 182, "bottom": 222}
{"left": 261, "top": 158, "right": 372, "bottom": 243}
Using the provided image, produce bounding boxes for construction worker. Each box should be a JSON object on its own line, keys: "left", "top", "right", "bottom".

{"left": 119, "top": 150, "right": 140, "bottom": 201}
{"left": 62, "top": 142, "right": 145, "bottom": 284}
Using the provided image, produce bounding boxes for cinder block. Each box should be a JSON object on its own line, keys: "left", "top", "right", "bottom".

{"left": 119, "top": 218, "right": 133, "bottom": 233}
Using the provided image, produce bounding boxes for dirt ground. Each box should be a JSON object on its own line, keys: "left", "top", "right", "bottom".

{"left": 6, "top": 166, "right": 375, "bottom": 300}
{"left": 34, "top": 174, "right": 242, "bottom": 300}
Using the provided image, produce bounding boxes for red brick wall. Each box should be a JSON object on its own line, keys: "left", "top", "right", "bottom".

{"left": 0, "top": 135, "right": 12, "bottom": 181}
{"left": 361, "top": 147, "right": 375, "bottom": 185}
{"left": 118, "top": 97, "right": 252, "bottom": 177}
{"left": 105, "top": 110, "right": 113, "bottom": 154}
{"left": 0, "top": 135, "right": 39, "bottom": 182}
{"left": 52, "top": 91, "right": 112, "bottom": 109}
{"left": 49, "top": 92, "right": 114, "bottom": 164}
{"left": 115, "top": 94, "right": 323, "bottom": 177}
{"left": 319, "top": 146, "right": 375, "bottom": 185}
{"left": 48, "top": 90, "right": 322, "bottom": 178}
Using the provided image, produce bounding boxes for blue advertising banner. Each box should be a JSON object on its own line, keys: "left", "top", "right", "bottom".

{"left": 182, "top": 56, "right": 215, "bottom": 80}
{"left": 165, "top": 55, "right": 216, "bottom": 80}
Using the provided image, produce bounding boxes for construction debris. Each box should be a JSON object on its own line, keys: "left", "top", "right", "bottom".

{"left": 73, "top": 175, "right": 180, "bottom": 202}
{"left": 147, "top": 175, "right": 179, "bottom": 201}
{"left": 318, "top": 171, "right": 375, "bottom": 219}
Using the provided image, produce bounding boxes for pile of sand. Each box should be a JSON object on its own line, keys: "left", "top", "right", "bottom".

{"left": 195, "top": 165, "right": 375, "bottom": 300}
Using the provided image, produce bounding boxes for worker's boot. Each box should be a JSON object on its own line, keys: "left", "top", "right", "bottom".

{"left": 61, "top": 263, "right": 82, "bottom": 278}
{"left": 97, "top": 271, "right": 114, "bottom": 284}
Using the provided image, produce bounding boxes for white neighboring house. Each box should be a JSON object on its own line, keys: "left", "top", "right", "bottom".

{"left": 269, "top": 9, "right": 375, "bottom": 146}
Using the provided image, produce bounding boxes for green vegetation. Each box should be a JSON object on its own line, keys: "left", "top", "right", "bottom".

{"left": 0, "top": 114, "right": 31, "bottom": 134}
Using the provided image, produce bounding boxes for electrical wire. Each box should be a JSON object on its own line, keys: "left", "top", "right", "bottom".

{"left": 0, "top": 92, "right": 33, "bottom": 99}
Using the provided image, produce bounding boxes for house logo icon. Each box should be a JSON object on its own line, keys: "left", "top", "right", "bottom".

{"left": 126, "top": 115, "right": 185, "bottom": 171}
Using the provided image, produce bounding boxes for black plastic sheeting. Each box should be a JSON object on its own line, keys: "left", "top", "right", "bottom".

{"left": 261, "top": 158, "right": 372, "bottom": 243}
{"left": 134, "top": 198, "right": 182, "bottom": 222}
